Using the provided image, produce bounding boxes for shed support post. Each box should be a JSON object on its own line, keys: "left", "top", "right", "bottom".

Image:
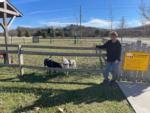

{"left": 8, "top": 16, "right": 16, "bottom": 28}
{"left": 3, "top": 1, "right": 9, "bottom": 64}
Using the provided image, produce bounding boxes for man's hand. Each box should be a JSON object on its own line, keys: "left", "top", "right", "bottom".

{"left": 96, "top": 45, "right": 99, "bottom": 48}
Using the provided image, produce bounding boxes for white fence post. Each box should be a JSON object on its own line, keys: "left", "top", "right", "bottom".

{"left": 18, "top": 45, "right": 24, "bottom": 76}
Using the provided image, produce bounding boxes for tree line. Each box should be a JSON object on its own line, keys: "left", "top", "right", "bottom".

{"left": 0, "top": 24, "right": 149, "bottom": 38}
{"left": 5, "top": 25, "right": 109, "bottom": 38}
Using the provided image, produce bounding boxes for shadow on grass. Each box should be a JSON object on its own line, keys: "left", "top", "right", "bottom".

{"left": 0, "top": 73, "right": 134, "bottom": 113}
{"left": 0, "top": 77, "right": 18, "bottom": 82}
{"left": 19, "top": 73, "right": 61, "bottom": 83}
{"left": 0, "top": 84, "right": 124, "bottom": 113}
{"left": 0, "top": 72, "right": 98, "bottom": 86}
{"left": 0, "top": 86, "right": 52, "bottom": 95}
{"left": 0, "top": 72, "right": 66, "bottom": 83}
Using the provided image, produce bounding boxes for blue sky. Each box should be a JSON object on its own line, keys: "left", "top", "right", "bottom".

{"left": 9, "top": 0, "right": 150, "bottom": 29}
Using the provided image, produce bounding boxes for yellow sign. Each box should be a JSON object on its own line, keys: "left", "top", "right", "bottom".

{"left": 123, "top": 52, "right": 150, "bottom": 71}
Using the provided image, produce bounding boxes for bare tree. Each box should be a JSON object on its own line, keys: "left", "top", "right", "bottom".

{"left": 139, "top": 0, "right": 150, "bottom": 21}
{"left": 119, "top": 16, "right": 126, "bottom": 43}
{"left": 140, "top": 0, "right": 150, "bottom": 38}
{"left": 141, "top": 18, "right": 146, "bottom": 37}
{"left": 109, "top": 0, "right": 113, "bottom": 31}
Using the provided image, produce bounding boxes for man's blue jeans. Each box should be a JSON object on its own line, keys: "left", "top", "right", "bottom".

{"left": 103, "top": 62, "right": 119, "bottom": 81}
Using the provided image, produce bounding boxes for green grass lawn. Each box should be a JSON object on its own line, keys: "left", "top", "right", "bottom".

{"left": 0, "top": 38, "right": 134, "bottom": 113}
{"left": 0, "top": 69, "right": 134, "bottom": 113}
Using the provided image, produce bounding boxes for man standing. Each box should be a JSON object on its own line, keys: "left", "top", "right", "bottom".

{"left": 96, "top": 31, "right": 122, "bottom": 85}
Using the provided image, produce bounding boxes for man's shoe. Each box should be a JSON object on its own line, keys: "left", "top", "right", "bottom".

{"left": 101, "top": 79, "right": 109, "bottom": 85}
{"left": 109, "top": 80, "right": 118, "bottom": 87}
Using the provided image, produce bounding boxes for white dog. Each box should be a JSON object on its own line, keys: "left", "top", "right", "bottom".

{"left": 62, "top": 57, "right": 77, "bottom": 69}
{"left": 69, "top": 59, "right": 77, "bottom": 69}
{"left": 62, "top": 57, "right": 70, "bottom": 69}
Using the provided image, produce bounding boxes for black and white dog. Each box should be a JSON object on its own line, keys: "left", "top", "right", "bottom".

{"left": 44, "top": 58, "right": 62, "bottom": 74}
{"left": 44, "top": 57, "right": 77, "bottom": 74}
{"left": 44, "top": 58, "right": 62, "bottom": 68}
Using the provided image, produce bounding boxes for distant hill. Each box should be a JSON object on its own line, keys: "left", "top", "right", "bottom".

{"left": 117, "top": 24, "right": 150, "bottom": 37}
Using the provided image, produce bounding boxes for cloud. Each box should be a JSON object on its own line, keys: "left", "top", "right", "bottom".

{"left": 127, "top": 20, "right": 142, "bottom": 27}
{"left": 40, "top": 18, "right": 119, "bottom": 29}
{"left": 14, "top": 0, "right": 40, "bottom": 4}
{"left": 10, "top": 24, "right": 34, "bottom": 30}
{"left": 29, "top": 10, "right": 54, "bottom": 15}
{"left": 84, "top": 19, "right": 113, "bottom": 28}
{"left": 127, "top": 19, "right": 150, "bottom": 28}
{"left": 28, "top": 8, "right": 72, "bottom": 16}
{"left": 141, "top": 19, "right": 150, "bottom": 25}
{"left": 12, "top": 18, "right": 149, "bottom": 29}
{"left": 0, "top": 0, "right": 5, "bottom": 2}
{"left": 29, "top": 9, "right": 67, "bottom": 15}
{"left": 41, "top": 21, "right": 74, "bottom": 28}
{"left": 19, "top": 25, "right": 33, "bottom": 28}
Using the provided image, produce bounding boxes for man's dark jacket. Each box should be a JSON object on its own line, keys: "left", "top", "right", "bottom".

{"left": 96, "top": 40, "right": 122, "bottom": 62}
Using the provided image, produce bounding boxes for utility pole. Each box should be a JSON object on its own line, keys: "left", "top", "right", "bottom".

{"left": 120, "top": 16, "right": 126, "bottom": 43}
{"left": 53, "top": 27, "right": 56, "bottom": 38}
{"left": 79, "top": 5, "right": 82, "bottom": 39}
{"left": 3, "top": 1, "right": 9, "bottom": 64}
{"left": 74, "top": 15, "right": 79, "bottom": 44}
{"left": 109, "top": 0, "right": 113, "bottom": 31}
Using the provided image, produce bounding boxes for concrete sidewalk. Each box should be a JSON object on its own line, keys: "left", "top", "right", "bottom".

{"left": 117, "top": 82, "right": 150, "bottom": 113}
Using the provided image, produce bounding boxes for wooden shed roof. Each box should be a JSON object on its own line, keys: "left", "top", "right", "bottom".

{"left": 0, "top": 0, "right": 23, "bottom": 18}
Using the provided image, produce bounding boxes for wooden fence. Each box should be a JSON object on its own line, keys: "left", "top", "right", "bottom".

{"left": 0, "top": 40, "right": 150, "bottom": 83}
{"left": 0, "top": 44, "right": 105, "bottom": 76}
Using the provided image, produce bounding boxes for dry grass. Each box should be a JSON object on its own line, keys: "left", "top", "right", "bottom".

{"left": 0, "top": 38, "right": 134, "bottom": 113}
